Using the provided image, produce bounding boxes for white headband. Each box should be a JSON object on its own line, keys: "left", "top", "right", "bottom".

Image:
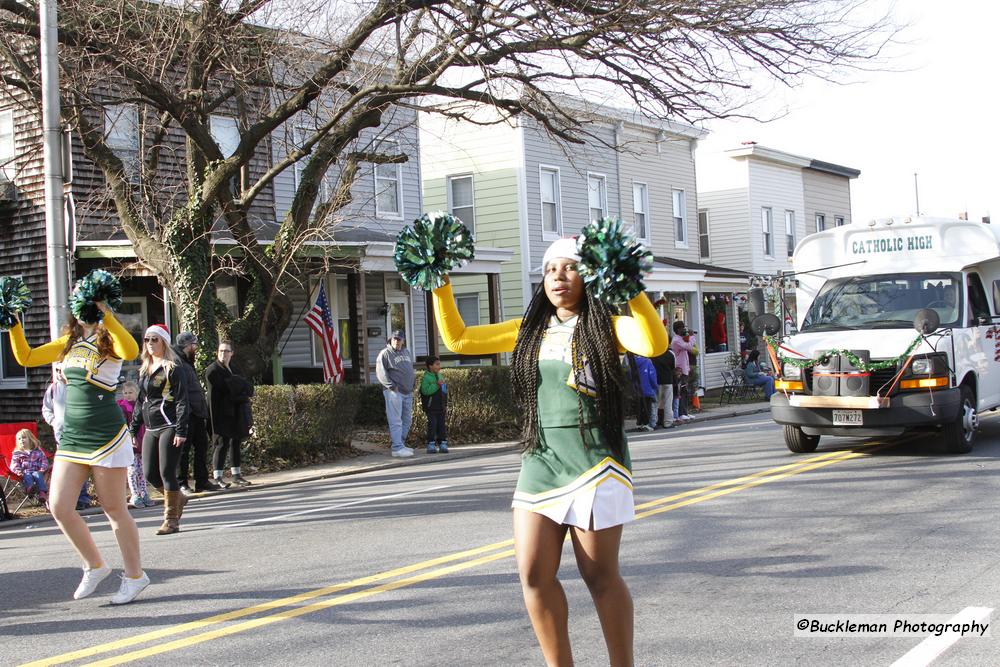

{"left": 541, "top": 237, "right": 581, "bottom": 270}
{"left": 144, "top": 324, "right": 171, "bottom": 346}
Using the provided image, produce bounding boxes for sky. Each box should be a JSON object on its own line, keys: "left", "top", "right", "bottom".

{"left": 698, "top": 1, "right": 999, "bottom": 224}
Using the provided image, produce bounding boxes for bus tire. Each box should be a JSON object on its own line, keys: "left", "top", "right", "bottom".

{"left": 943, "top": 385, "right": 976, "bottom": 454}
{"left": 784, "top": 425, "right": 820, "bottom": 453}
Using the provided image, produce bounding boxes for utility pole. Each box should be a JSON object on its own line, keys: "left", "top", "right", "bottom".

{"left": 913, "top": 172, "right": 920, "bottom": 217}
{"left": 40, "top": 0, "right": 69, "bottom": 338}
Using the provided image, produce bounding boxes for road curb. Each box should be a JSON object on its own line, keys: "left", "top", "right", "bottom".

{"left": 1, "top": 406, "right": 770, "bottom": 531}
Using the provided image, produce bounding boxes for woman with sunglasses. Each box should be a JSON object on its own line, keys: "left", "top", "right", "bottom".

{"left": 7, "top": 300, "right": 149, "bottom": 604}
{"left": 130, "top": 325, "right": 190, "bottom": 535}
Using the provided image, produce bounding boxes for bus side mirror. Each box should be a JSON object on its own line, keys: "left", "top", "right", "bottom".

{"left": 913, "top": 308, "right": 940, "bottom": 334}
{"left": 751, "top": 313, "right": 781, "bottom": 336}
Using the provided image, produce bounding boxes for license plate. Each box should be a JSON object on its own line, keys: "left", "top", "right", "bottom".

{"left": 832, "top": 409, "right": 862, "bottom": 426}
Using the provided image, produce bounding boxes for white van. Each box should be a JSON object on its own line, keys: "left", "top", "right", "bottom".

{"left": 768, "top": 216, "right": 1000, "bottom": 454}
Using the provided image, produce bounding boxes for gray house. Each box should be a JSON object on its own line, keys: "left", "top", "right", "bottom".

{"left": 421, "top": 102, "right": 750, "bottom": 388}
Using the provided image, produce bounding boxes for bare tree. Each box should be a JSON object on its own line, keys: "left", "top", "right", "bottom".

{"left": 0, "top": 0, "right": 894, "bottom": 376}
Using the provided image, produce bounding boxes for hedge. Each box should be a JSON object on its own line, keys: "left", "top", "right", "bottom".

{"left": 245, "top": 366, "right": 522, "bottom": 469}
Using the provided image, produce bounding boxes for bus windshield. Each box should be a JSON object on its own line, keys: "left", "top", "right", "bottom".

{"left": 801, "top": 272, "right": 962, "bottom": 332}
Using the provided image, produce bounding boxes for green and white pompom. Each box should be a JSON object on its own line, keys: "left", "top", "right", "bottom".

{"left": 0, "top": 276, "right": 32, "bottom": 330}
{"left": 576, "top": 217, "right": 653, "bottom": 305}
{"left": 394, "top": 211, "right": 475, "bottom": 291}
{"left": 70, "top": 269, "right": 124, "bottom": 324}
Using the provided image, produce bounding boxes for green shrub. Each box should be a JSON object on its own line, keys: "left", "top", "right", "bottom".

{"left": 354, "top": 382, "right": 388, "bottom": 427}
{"left": 245, "top": 383, "right": 360, "bottom": 469}
{"left": 406, "top": 365, "right": 520, "bottom": 446}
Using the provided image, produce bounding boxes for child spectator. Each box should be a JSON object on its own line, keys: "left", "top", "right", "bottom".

{"left": 118, "top": 381, "right": 153, "bottom": 508}
{"left": 11, "top": 429, "right": 50, "bottom": 505}
{"left": 419, "top": 356, "right": 449, "bottom": 454}
{"left": 634, "top": 355, "right": 658, "bottom": 432}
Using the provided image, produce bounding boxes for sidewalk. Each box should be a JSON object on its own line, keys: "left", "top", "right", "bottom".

{"left": 0, "top": 399, "right": 771, "bottom": 530}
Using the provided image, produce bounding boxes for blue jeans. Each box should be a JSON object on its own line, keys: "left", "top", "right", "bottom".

{"left": 21, "top": 471, "right": 48, "bottom": 495}
{"left": 383, "top": 389, "right": 413, "bottom": 451}
{"left": 749, "top": 374, "right": 775, "bottom": 399}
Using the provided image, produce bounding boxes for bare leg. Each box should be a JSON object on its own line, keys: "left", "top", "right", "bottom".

{"left": 570, "top": 524, "right": 633, "bottom": 667}
{"left": 92, "top": 467, "right": 142, "bottom": 578}
{"left": 513, "top": 509, "right": 573, "bottom": 667}
{"left": 48, "top": 460, "right": 103, "bottom": 569}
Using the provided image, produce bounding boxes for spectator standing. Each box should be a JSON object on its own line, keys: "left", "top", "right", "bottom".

{"left": 206, "top": 341, "right": 253, "bottom": 487}
{"left": 651, "top": 348, "right": 675, "bottom": 429}
{"left": 118, "top": 381, "right": 152, "bottom": 508}
{"left": 419, "top": 356, "right": 449, "bottom": 454}
{"left": 376, "top": 330, "right": 416, "bottom": 458}
{"left": 42, "top": 364, "right": 93, "bottom": 510}
{"left": 11, "top": 429, "right": 50, "bottom": 504}
{"left": 173, "top": 333, "right": 220, "bottom": 494}
{"left": 670, "top": 321, "right": 695, "bottom": 422}
{"left": 130, "top": 325, "right": 190, "bottom": 535}
{"left": 634, "top": 355, "right": 658, "bottom": 432}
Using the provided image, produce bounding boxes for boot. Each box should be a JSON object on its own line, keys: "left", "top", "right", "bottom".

{"left": 656, "top": 409, "right": 665, "bottom": 428}
{"left": 156, "top": 490, "right": 182, "bottom": 535}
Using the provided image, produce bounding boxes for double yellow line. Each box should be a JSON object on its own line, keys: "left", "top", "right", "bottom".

{"left": 24, "top": 445, "right": 880, "bottom": 667}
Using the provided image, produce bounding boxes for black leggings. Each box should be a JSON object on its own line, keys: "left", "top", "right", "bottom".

{"left": 143, "top": 427, "right": 183, "bottom": 492}
{"left": 425, "top": 412, "right": 447, "bottom": 444}
{"left": 212, "top": 434, "right": 242, "bottom": 471}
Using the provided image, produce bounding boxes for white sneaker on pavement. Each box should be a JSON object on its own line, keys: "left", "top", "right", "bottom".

{"left": 391, "top": 447, "right": 414, "bottom": 458}
{"left": 73, "top": 565, "right": 112, "bottom": 599}
{"left": 110, "top": 571, "right": 150, "bottom": 605}
{"left": 682, "top": 415, "right": 696, "bottom": 421}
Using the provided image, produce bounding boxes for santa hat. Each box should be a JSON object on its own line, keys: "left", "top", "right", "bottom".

{"left": 144, "top": 324, "right": 171, "bottom": 346}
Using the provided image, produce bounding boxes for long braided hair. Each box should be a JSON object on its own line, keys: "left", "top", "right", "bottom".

{"left": 510, "top": 283, "right": 627, "bottom": 459}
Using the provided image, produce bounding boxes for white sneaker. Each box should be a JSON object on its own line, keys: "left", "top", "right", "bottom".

{"left": 73, "top": 565, "right": 112, "bottom": 599}
{"left": 110, "top": 571, "right": 150, "bottom": 605}
{"left": 391, "top": 447, "right": 414, "bottom": 458}
{"left": 682, "top": 415, "right": 696, "bottom": 421}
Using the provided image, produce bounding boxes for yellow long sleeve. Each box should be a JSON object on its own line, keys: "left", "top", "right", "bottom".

{"left": 9, "top": 324, "right": 68, "bottom": 367}
{"left": 612, "top": 292, "right": 669, "bottom": 357}
{"left": 432, "top": 281, "right": 522, "bottom": 355}
{"left": 8, "top": 309, "right": 139, "bottom": 366}
{"left": 102, "top": 310, "right": 140, "bottom": 361}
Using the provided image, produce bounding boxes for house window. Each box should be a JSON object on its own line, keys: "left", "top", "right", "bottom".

{"left": 835, "top": 215, "right": 845, "bottom": 227}
{"left": 588, "top": 173, "right": 607, "bottom": 223}
{"left": 210, "top": 115, "right": 240, "bottom": 158}
{"left": 762, "top": 207, "right": 774, "bottom": 257}
{"left": 698, "top": 209, "right": 710, "bottom": 258}
{"left": 448, "top": 174, "right": 475, "bottom": 235}
{"left": 104, "top": 104, "right": 140, "bottom": 183}
{"left": 673, "top": 189, "right": 687, "bottom": 245}
{"left": 633, "top": 182, "right": 649, "bottom": 241}
{"left": 0, "top": 110, "right": 14, "bottom": 181}
{"left": 701, "top": 293, "right": 730, "bottom": 353}
{"left": 374, "top": 140, "right": 403, "bottom": 218}
{"left": 0, "top": 277, "right": 26, "bottom": 386}
{"left": 310, "top": 276, "right": 353, "bottom": 368}
{"left": 785, "top": 210, "right": 796, "bottom": 257}
{"left": 816, "top": 213, "right": 826, "bottom": 232}
{"left": 456, "top": 294, "right": 481, "bottom": 365}
{"left": 540, "top": 166, "right": 561, "bottom": 237}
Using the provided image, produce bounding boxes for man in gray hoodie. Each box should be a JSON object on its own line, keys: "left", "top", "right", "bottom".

{"left": 376, "top": 330, "right": 416, "bottom": 458}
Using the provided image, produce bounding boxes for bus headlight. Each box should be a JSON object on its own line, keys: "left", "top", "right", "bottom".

{"left": 782, "top": 364, "right": 802, "bottom": 380}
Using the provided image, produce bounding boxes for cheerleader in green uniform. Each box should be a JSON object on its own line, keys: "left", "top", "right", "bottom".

{"left": 430, "top": 237, "right": 667, "bottom": 667}
{"left": 8, "top": 300, "right": 151, "bottom": 604}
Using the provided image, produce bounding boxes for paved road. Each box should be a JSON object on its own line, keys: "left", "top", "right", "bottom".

{"left": 3, "top": 412, "right": 999, "bottom": 666}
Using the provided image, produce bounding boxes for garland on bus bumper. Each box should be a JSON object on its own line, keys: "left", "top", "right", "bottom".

{"left": 763, "top": 334, "right": 924, "bottom": 372}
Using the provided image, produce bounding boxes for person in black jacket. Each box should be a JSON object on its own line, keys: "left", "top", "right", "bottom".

{"left": 205, "top": 341, "right": 253, "bottom": 487}
{"left": 173, "top": 333, "right": 221, "bottom": 494}
{"left": 130, "top": 325, "right": 190, "bottom": 535}
{"left": 651, "top": 348, "right": 676, "bottom": 429}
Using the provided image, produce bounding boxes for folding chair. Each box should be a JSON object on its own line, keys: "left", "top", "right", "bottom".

{"left": 719, "top": 370, "right": 737, "bottom": 405}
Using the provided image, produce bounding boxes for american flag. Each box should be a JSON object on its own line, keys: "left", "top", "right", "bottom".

{"left": 304, "top": 283, "right": 344, "bottom": 383}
